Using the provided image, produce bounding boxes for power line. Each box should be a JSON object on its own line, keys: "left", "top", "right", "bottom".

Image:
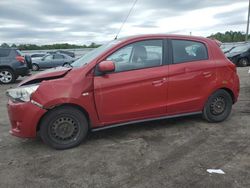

{"left": 114, "top": 0, "right": 138, "bottom": 40}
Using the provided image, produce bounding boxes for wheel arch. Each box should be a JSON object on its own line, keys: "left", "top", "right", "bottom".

{"left": 36, "top": 103, "right": 90, "bottom": 132}
{"left": 220, "top": 87, "right": 236, "bottom": 103}
{"left": 0, "top": 65, "right": 15, "bottom": 72}
{"left": 206, "top": 87, "right": 236, "bottom": 105}
{"left": 238, "top": 56, "right": 249, "bottom": 65}
{"left": 32, "top": 63, "right": 40, "bottom": 68}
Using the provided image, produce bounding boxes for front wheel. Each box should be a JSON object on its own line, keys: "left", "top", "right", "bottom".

{"left": 203, "top": 90, "right": 233, "bottom": 123}
{"left": 63, "top": 62, "right": 70, "bottom": 67}
{"left": 40, "top": 106, "right": 88, "bottom": 149}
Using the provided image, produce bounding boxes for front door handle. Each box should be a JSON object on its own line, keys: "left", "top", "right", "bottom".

{"left": 152, "top": 78, "right": 167, "bottom": 86}
{"left": 203, "top": 71, "right": 212, "bottom": 78}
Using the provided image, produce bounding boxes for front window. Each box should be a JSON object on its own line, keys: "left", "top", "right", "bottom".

{"left": 53, "top": 54, "right": 64, "bottom": 59}
{"left": 106, "top": 40, "right": 163, "bottom": 73}
{"left": 44, "top": 55, "right": 53, "bottom": 60}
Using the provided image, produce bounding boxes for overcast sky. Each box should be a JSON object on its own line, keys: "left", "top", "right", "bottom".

{"left": 0, "top": 0, "right": 248, "bottom": 45}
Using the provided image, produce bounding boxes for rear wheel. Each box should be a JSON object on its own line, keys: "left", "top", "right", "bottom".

{"left": 203, "top": 89, "right": 233, "bottom": 122}
{"left": 0, "top": 68, "right": 16, "bottom": 84}
{"left": 32, "top": 64, "right": 39, "bottom": 71}
{"left": 40, "top": 106, "right": 88, "bottom": 149}
{"left": 238, "top": 58, "right": 248, "bottom": 67}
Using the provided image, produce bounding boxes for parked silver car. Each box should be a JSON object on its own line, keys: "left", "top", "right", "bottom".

{"left": 32, "top": 53, "right": 75, "bottom": 71}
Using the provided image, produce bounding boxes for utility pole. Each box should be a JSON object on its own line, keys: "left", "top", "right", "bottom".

{"left": 246, "top": 0, "right": 250, "bottom": 41}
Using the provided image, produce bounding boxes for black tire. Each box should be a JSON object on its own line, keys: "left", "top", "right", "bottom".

{"left": 0, "top": 68, "right": 16, "bottom": 84}
{"left": 238, "top": 58, "right": 248, "bottom": 67}
{"left": 40, "top": 106, "right": 88, "bottom": 149}
{"left": 32, "top": 64, "right": 39, "bottom": 71}
{"left": 203, "top": 89, "right": 233, "bottom": 123}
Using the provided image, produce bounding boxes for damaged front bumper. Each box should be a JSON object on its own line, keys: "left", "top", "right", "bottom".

{"left": 7, "top": 100, "right": 47, "bottom": 138}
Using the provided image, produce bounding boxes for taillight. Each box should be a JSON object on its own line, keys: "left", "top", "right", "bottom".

{"left": 16, "top": 56, "right": 25, "bottom": 64}
{"left": 228, "top": 60, "right": 237, "bottom": 73}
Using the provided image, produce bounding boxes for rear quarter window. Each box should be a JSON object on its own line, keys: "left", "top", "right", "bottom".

{"left": 0, "top": 49, "right": 11, "bottom": 57}
{"left": 172, "top": 40, "right": 208, "bottom": 64}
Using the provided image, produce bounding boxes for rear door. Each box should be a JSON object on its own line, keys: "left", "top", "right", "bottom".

{"left": 94, "top": 39, "right": 169, "bottom": 124}
{"left": 0, "top": 48, "right": 11, "bottom": 65}
{"left": 167, "top": 39, "right": 216, "bottom": 115}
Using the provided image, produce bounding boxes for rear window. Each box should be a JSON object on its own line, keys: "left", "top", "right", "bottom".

{"left": 0, "top": 49, "right": 11, "bottom": 57}
{"left": 16, "top": 50, "right": 23, "bottom": 56}
{"left": 172, "top": 40, "right": 208, "bottom": 64}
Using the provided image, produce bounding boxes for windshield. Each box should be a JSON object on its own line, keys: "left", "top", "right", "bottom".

{"left": 230, "top": 45, "right": 250, "bottom": 53}
{"left": 71, "top": 40, "right": 121, "bottom": 67}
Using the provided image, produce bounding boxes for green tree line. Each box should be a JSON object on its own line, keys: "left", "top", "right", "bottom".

{"left": 1, "top": 31, "right": 249, "bottom": 50}
{"left": 0, "top": 42, "right": 101, "bottom": 50}
{"left": 208, "top": 31, "right": 248, "bottom": 42}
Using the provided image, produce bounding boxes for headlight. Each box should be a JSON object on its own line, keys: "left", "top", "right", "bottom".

{"left": 6, "top": 85, "right": 39, "bottom": 102}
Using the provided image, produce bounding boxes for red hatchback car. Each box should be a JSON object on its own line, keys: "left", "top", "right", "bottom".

{"left": 6, "top": 35, "right": 239, "bottom": 149}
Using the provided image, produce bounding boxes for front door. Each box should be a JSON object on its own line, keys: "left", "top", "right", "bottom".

{"left": 52, "top": 54, "right": 65, "bottom": 67}
{"left": 42, "top": 55, "right": 53, "bottom": 68}
{"left": 94, "top": 39, "right": 169, "bottom": 124}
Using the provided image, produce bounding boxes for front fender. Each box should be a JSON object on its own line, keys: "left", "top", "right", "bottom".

{"left": 31, "top": 76, "right": 100, "bottom": 127}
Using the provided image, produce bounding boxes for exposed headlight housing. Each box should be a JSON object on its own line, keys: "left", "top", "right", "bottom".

{"left": 6, "top": 85, "right": 39, "bottom": 102}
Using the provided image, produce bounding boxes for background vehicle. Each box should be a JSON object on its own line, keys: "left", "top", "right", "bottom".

{"left": 0, "top": 48, "right": 30, "bottom": 84}
{"left": 31, "top": 53, "right": 75, "bottom": 71}
{"left": 48, "top": 50, "right": 75, "bottom": 58}
{"left": 220, "top": 43, "right": 237, "bottom": 53}
{"left": 6, "top": 35, "right": 239, "bottom": 149}
{"left": 221, "top": 46, "right": 235, "bottom": 53}
{"left": 226, "top": 44, "right": 250, "bottom": 67}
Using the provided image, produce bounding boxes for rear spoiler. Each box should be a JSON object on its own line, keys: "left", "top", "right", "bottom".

{"left": 213, "top": 39, "right": 222, "bottom": 47}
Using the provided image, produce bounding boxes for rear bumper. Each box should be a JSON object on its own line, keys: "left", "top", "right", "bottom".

{"left": 7, "top": 100, "right": 47, "bottom": 138}
{"left": 14, "top": 66, "right": 30, "bottom": 76}
{"left": 233, "top": 74, "right": 240, "bottom": 103}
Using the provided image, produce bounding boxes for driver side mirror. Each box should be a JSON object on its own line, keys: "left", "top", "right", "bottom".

{"left": 98, "top": 61, "right": 115, "bottom": 74}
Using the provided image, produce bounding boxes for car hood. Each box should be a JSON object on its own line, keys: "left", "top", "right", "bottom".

{"left": 19, "top": 66, "right": 72, "bottom": 86}
{"left": 226, "top": 51, "right": 242, "bottom": 58}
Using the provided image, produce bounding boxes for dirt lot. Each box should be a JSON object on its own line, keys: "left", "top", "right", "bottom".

{"left": 0, "top": 68, "right": 250, "bottom": 188}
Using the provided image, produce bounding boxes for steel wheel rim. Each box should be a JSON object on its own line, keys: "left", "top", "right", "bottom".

{"left": 0, "top": 70, "right": 12, "bottom": 83}
{"left": 242, "top": 59, "right": 248, "bottom": 66}
{"left": 210, "top": 96, "right": 226, "bottom": 115}
{"left": 49, "top": 116, "right": 80, "bottom": 144}
{"left": 32, "top": 64, "right": 38, "bottom": 71}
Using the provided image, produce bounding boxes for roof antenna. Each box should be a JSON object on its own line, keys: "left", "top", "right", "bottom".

{"left": 114, "top": 0, "right": 138, "bottom": 40}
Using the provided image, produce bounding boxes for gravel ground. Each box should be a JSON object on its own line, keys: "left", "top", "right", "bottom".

{"left": 0, "top": 68, "right": 249, "bottom": 188}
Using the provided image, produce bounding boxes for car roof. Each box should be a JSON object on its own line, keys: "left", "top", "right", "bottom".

{"left": 0, "top": 47, "right": 17, "bottom": 50}
{"left": 118, "top": 34, "right": 209, "bottom": 42}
